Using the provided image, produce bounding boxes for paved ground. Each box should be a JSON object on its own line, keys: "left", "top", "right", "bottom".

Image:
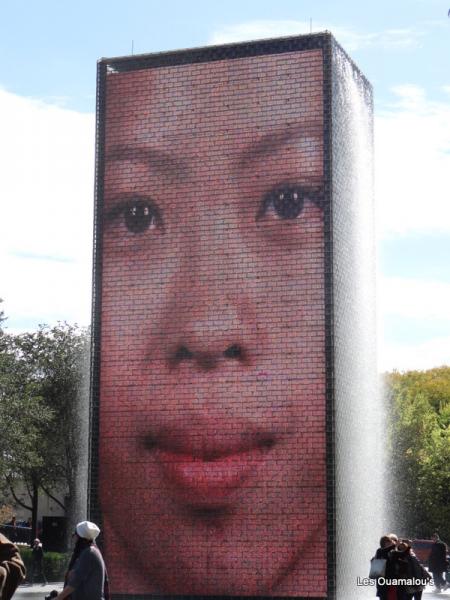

{"left": 424, "top": 586, "right": 450, "bottom": 598}
{"left": 12, "top": 581, "right": 450, "bottom": 599}
{"left": 14, "top": 582, "right": 63, "bottom": 599}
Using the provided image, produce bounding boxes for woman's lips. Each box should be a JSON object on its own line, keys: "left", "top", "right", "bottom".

{"left": 155, "top": 444, "right": 271, "bottom": 507}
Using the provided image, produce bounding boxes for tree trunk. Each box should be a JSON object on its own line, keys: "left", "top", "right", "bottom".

{"left": 31, "top": 481, "right": 39, "bottom": 541}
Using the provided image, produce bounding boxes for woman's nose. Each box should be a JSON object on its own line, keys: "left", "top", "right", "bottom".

{"left": 168, "top": 282, "right": 254, "bottom": 370}
{"left": 163, "top": 221, "right": 258, "bottom": 370}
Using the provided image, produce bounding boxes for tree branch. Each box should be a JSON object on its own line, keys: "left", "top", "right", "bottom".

{"left": 6, "top": 479, "right": 32, "bottom": 511}
{"left": 41, "top": 485, "right": 66, "bottom": 511}
{"left": 24, "top": 480, "right": 33, "bottom": 502}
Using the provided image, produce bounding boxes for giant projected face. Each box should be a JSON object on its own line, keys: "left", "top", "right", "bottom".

{"left": 99, "top": 49, "right": 327, "bottom": 596}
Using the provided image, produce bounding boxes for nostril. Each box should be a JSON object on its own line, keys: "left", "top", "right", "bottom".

{"left": 223, "top": 344, "right": 242, "bottom": 359}
{"left": 174, "top": 345, "right": 193, "bottom": 361}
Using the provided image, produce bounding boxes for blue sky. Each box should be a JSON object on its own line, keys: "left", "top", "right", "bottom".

{"left": 1, "top": 0, "right": 449, "bottom": 371}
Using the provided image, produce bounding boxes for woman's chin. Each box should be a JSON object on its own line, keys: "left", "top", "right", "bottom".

{"left": 106, "top": 519, "right": 308, "bottom": 597}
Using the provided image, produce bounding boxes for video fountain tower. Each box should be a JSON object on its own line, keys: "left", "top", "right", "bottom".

{"left": 89, "top": 32, "right": 383, "bottom": 599}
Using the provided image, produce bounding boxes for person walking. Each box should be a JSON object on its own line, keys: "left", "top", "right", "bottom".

{"left": 393, "top": 540, "right": 430, "bottom": 600}
{"left": 428, "top": 532, "right": 447, "bottom": 592}
{"left": 30, "top": 538, "right": 47, "bottom": 585}
{"left": 55, "top": 521, "right": 108, "bottom": 600}
{"left": 374, "top": 534, "right": 398, "bottom": 600}
{"left": 428, "top": 532, "right": 448, "bottom": 593}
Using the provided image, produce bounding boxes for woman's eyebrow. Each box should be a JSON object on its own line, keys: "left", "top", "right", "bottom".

{"left": 105, "top": 144, "right": 188, "bottom": 179}
{"left": 237, "top": 122, "right": 323, "bottom": 169}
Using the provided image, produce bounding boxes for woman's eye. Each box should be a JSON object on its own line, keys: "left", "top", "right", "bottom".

{"left": 106, "top": 199, "right": 162, "bottom": 234}
{"left": 257, "top": 186, "right": 306, "bottom": 221}
{"left": 124, "top": 201, "right": 159, "bottom": 233}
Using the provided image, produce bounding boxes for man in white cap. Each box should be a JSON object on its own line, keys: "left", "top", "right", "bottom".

{"left": 55, "top": 520, "right": 107, "bottom": 600}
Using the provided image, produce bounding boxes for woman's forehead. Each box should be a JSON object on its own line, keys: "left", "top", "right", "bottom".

{"left": 105, "top": 49, "right": 323, "bottom": 143}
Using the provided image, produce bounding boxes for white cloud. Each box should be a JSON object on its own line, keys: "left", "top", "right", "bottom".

{"left": 332, "top": 27, "right": 422, "bottom": 52}
{"left": 208, "top": 20, "right": 422, "bottom": 51}
{"left": 378, "top": 336, "right": 450, "bottom": 372}
{"left": 3, "top": 255, "right": 91, "bottom": 333}
{"left": 375, "top": 85, "right": 450, "bottom": 238}
{"left": 375, "top": 86, "right": 450, "bottom": 370}
{"left": 0, "top": 88, "right": 95, "bottom": 330}
{"left": 379, "top": 276, "right": 450, "bottom": 320}
{"left": 208, "top": 20, "right": 316, "bottom": 45}
{"left": 377, "top": 275, "right": 450, "bottom": 371}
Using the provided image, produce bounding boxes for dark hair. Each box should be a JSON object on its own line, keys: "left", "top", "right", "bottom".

{"left": 67, "top": 537, "right": 94, "bottom": 572}
{"left": 380, "top": 535, "right": 394, "bottom": 548}
{"left": 396, "top": 541, "right": 410, "bottom": 553}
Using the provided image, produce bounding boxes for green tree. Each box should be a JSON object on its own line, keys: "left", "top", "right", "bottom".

{"left": 0, "top": 321, "right": 89, "bottom": 540}
{"left": 388, "top": 367, "right": 450, "bottom": 415}
{"left": 386, "top": 368, "right": 450, "bottom": 542}
{"left": 0, "top": 333, "right": 53, "bottom": 537}
{"left": 0, "top": 298, "right": 7, "bottom": 352}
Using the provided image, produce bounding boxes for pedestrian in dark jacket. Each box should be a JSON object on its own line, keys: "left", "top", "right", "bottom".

{"left": 374, "top": 534, "right": 398, "bottom": 600}
{"left": 428, "top": 532, "right": 448, "bottom": 592}
{"left": 0, "top": 533, "right": 26, "bottom": 600}
{"left": 30, "top": 538, "right": 47, "bottom": 584}
{"left": 390, "top": 540, "right": 430, "bottom": 600}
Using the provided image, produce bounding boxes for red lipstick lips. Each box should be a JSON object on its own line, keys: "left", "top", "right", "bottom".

{"left": 152, "top": 431, "right": 275, "bottom": 506}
